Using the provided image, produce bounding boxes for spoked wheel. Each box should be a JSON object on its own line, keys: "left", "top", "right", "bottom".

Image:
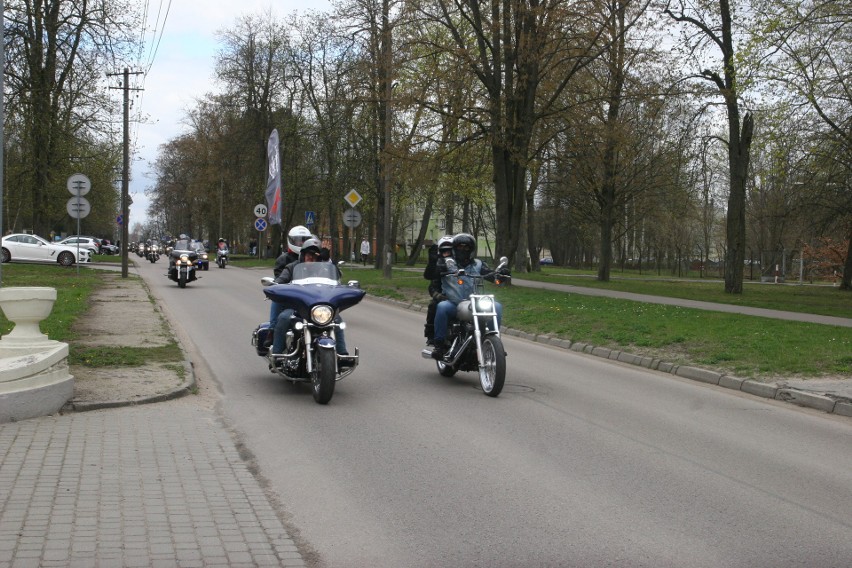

{"left": 57, "top": 251, "right": 75, "bottom": 267}
{"left": 312, "top": 348, "right": 337, "bottom": 404}
{"left": 479, "top": 335, "right": 506, "bottom": 397}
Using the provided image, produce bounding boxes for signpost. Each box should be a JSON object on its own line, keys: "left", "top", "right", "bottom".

{"left": 67, "top": 174, "right": 92, "bottom": 275}
{"left": 343, "top": 191, "right": 364, "bottom": 261}
{"left": 254, "top": 204, "right": 267, "bottom": 258}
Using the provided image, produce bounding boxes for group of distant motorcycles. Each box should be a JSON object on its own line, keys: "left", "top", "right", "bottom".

{"left": 130, "top": 237, "right": 230, "bottom": 289}
{"left": 250, "top": 232, "right": 512, "bottom": 405}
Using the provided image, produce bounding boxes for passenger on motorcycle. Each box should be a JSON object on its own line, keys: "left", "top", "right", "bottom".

{"left": 423, "top": 235, "right": 454, "bottom": 345}
{"left": 269, "top": 237, "right": 352, "bottom": 364}
{"left": 274, "top": 225, "right": 313, "bottom": 277}
{"left": 431, "top": 233, "right": 509, "bottom": 359}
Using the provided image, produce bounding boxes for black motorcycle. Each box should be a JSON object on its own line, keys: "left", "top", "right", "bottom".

{"left": 251, "top": 262, "right": 365, "bottom": 404}
{"left": 421, "top": 256, "right": 510, "bottom": 397}
{"left": 167, "top": 239, "right": 198, "bottom": 288}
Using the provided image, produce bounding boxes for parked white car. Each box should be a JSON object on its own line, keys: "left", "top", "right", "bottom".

{"left": 57, "top": 236, "right": 101, "bottom": 256}
{"left": 1, "top": 233, "right": 90, "bottom": 266}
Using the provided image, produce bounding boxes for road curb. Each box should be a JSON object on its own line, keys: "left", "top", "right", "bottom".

{"left": 375, "top": 296, "right": 851, "bottom": 419}
{"left": 62, "top": 359, "right": 196, "bottom": 412}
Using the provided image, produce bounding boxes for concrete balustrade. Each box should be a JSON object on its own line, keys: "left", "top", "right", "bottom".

{"left": 0, "top": 287, "right": 74, "bottom": 423}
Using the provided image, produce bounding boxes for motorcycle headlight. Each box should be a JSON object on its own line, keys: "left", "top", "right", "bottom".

{"left": 201, "top": 254, "right": 208, "bottom": 260}
{"left": 311, "top": 305, "right": 334, "bottom": 326}
{"left": 180, "top": 254, "right": 189, "bottom": 262}
{"left": 476, "top": 296, "right": 494, "bottom": 313}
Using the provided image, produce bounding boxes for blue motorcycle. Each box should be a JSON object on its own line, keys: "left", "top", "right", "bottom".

{"left": 251, "top": 262, "right": 365, "bottom": 404}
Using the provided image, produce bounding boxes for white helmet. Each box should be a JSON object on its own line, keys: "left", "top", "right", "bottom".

{"left": 437, "top": 235, "right": 454, "bottom": 253}
{"left": 287, "top": 225, "right": 313, "bottom": 254}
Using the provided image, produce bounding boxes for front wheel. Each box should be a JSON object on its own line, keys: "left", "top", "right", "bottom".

{"left": 479, "top": 335, "right": 506, "bottom": 397}
{"left": 312, "top": 348, "right": 337, "bottom": 404}
{"left": 1, "top": 248, "right": 10, "bottom": 263}
{"left": 57, "top": 251, "right": 75, "bottom": 267}
{"left": 178, "top": 271, "right": 187, "bottom": 288}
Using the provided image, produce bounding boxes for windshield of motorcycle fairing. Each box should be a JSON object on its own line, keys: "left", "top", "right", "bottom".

{"left": 174, "top": 239, "right": 192, "bottom": 250}
{"left": 290, "top": 262, "right": 340, "bottom": 285}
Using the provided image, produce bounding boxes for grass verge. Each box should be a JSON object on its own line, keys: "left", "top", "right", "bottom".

{"left": 0, "top": 264, "right": 183, "bottom": 368}
{"left": 349, "top": 266, "right": 852, "bottom": 381}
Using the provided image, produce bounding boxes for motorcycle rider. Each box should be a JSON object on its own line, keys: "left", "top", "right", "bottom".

{"left": 274, "top": 225, "right": 313, "bottom": 278}
{"left": 269, "top": 237, "right": 353, "bottom": 365}
{"left": 269, "top": 225, "right": 314, "bottom": 331}
{"left": 431, "top": 233, "right": 509, "bottom": 359}
{"left": 423, "top": 235, "right": 454, "bottom": 345}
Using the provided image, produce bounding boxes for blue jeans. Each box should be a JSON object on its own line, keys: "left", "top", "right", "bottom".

{"left": 433, "top": 299, "right": 502, "bottom": 344}
{"left": 270, "top": 302, "right": 348, "bottom": 355}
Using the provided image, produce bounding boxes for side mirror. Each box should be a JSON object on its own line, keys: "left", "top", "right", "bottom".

{"left": 347, "top": 280, "right": 360, "bottom": 288}
{"left": 261, "top": 276, "right": 275, "bottom": 287}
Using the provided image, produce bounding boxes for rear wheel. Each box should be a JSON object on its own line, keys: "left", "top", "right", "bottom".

{"left": 57, "top": 251, "right": 75, "bottom": 267}
{"left": 479, "top": 335, "right": 506, "bottom": 397}
{"left": 312, "top": 348, "right": 336, "bottom": 404}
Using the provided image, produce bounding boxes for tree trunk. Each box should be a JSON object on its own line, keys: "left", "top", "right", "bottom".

{"left": 723, "top": 112, "right": 754, "bottom": 293}
{"left": 406, "top": 195, "right": 434, "bottom": 265}
{"left": 840, "top": 225, "right": 852, "bottom": 291}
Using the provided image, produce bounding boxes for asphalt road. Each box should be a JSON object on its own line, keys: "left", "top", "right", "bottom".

{"left": 137, "top": 260, "right": 852, "bottom": 568}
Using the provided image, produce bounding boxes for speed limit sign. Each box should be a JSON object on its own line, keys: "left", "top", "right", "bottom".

{"left": 254, "top": 203, "right": 268, "bottom": 217}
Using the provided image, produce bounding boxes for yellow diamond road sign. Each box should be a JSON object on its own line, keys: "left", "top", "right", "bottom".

{"left": 344, "top": 189, "right": 362, "bottom": 208}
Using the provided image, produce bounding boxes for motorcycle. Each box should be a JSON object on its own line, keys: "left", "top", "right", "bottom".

{"left": 251, "top": 262, "right": 365, "bottom": 404}
{"left": 216, "top": 246, "right": 229, "bottom": 268}
{"left": 167, "top": 239, "right": 199, "bottom": 288}
{"left": 147, "top": 244, "right": 160, "bottom": 263}
{"left": 421, "top": 256, "right": 511, "bottom": 397}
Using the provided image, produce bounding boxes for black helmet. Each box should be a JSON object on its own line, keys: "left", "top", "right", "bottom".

{"left": 452, "top": 233, "right": 476, "bottom": 265}
{"left": 299, "top": 237, "right": 322, "bottom": 261}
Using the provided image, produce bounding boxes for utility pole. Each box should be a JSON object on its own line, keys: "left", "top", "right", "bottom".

{"left": 108, "top": 69, "right": 143, "bottom": 278}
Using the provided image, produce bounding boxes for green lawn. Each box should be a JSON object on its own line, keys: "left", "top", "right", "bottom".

{"left": 347, "top": 266, "right": 852, "bottom": 381}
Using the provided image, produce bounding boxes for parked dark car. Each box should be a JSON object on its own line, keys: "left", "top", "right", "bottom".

{"left": 539, "top": 257, "right": 554, "bottom": 265}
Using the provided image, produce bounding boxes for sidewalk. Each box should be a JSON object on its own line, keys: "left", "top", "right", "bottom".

{"left": 0, "top": 268, "right": 308, "bottom": 567}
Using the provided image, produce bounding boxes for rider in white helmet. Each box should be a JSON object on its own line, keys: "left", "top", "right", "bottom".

{"left": 274, "top": 225, "right": 313, "bottom": 277}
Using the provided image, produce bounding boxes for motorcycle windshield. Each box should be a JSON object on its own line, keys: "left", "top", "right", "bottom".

{"left": 290, "top": 262, "right": 341, "bottom": 285}
{"left": 263, "top": 262, "right": 365, "bottom": 317}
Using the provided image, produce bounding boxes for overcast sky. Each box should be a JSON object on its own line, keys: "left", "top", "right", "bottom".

{"left": 125, "top": 0, "right": 331, "bottom": 231}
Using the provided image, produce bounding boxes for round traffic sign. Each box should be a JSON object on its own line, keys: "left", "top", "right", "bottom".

{"left": 254, "top": 218, "right": 268, "bottom": 232}
{"left": 342, "top": 208, "right": 362, "bottom": 228}
{"left": 67, "top": 173, "right": 91, "bottom": 196}
{"left": 254, "top": 203, "right": 268, "bottom": 217}
{"left": 67, "top": 196, "right": 91, "bottom": 219}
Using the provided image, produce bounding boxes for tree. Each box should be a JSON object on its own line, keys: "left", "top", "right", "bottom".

{"left": 4, "top": 0, "right": 137, "bottom": 236}
{"left": 755, "top": 0, "right": 852, "bottom": 289}
{"left": 666, "top": 0, "right": 755, "bottom": 293}
{"left": 417, "top": 0, "right": 639, "bottom": 268}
